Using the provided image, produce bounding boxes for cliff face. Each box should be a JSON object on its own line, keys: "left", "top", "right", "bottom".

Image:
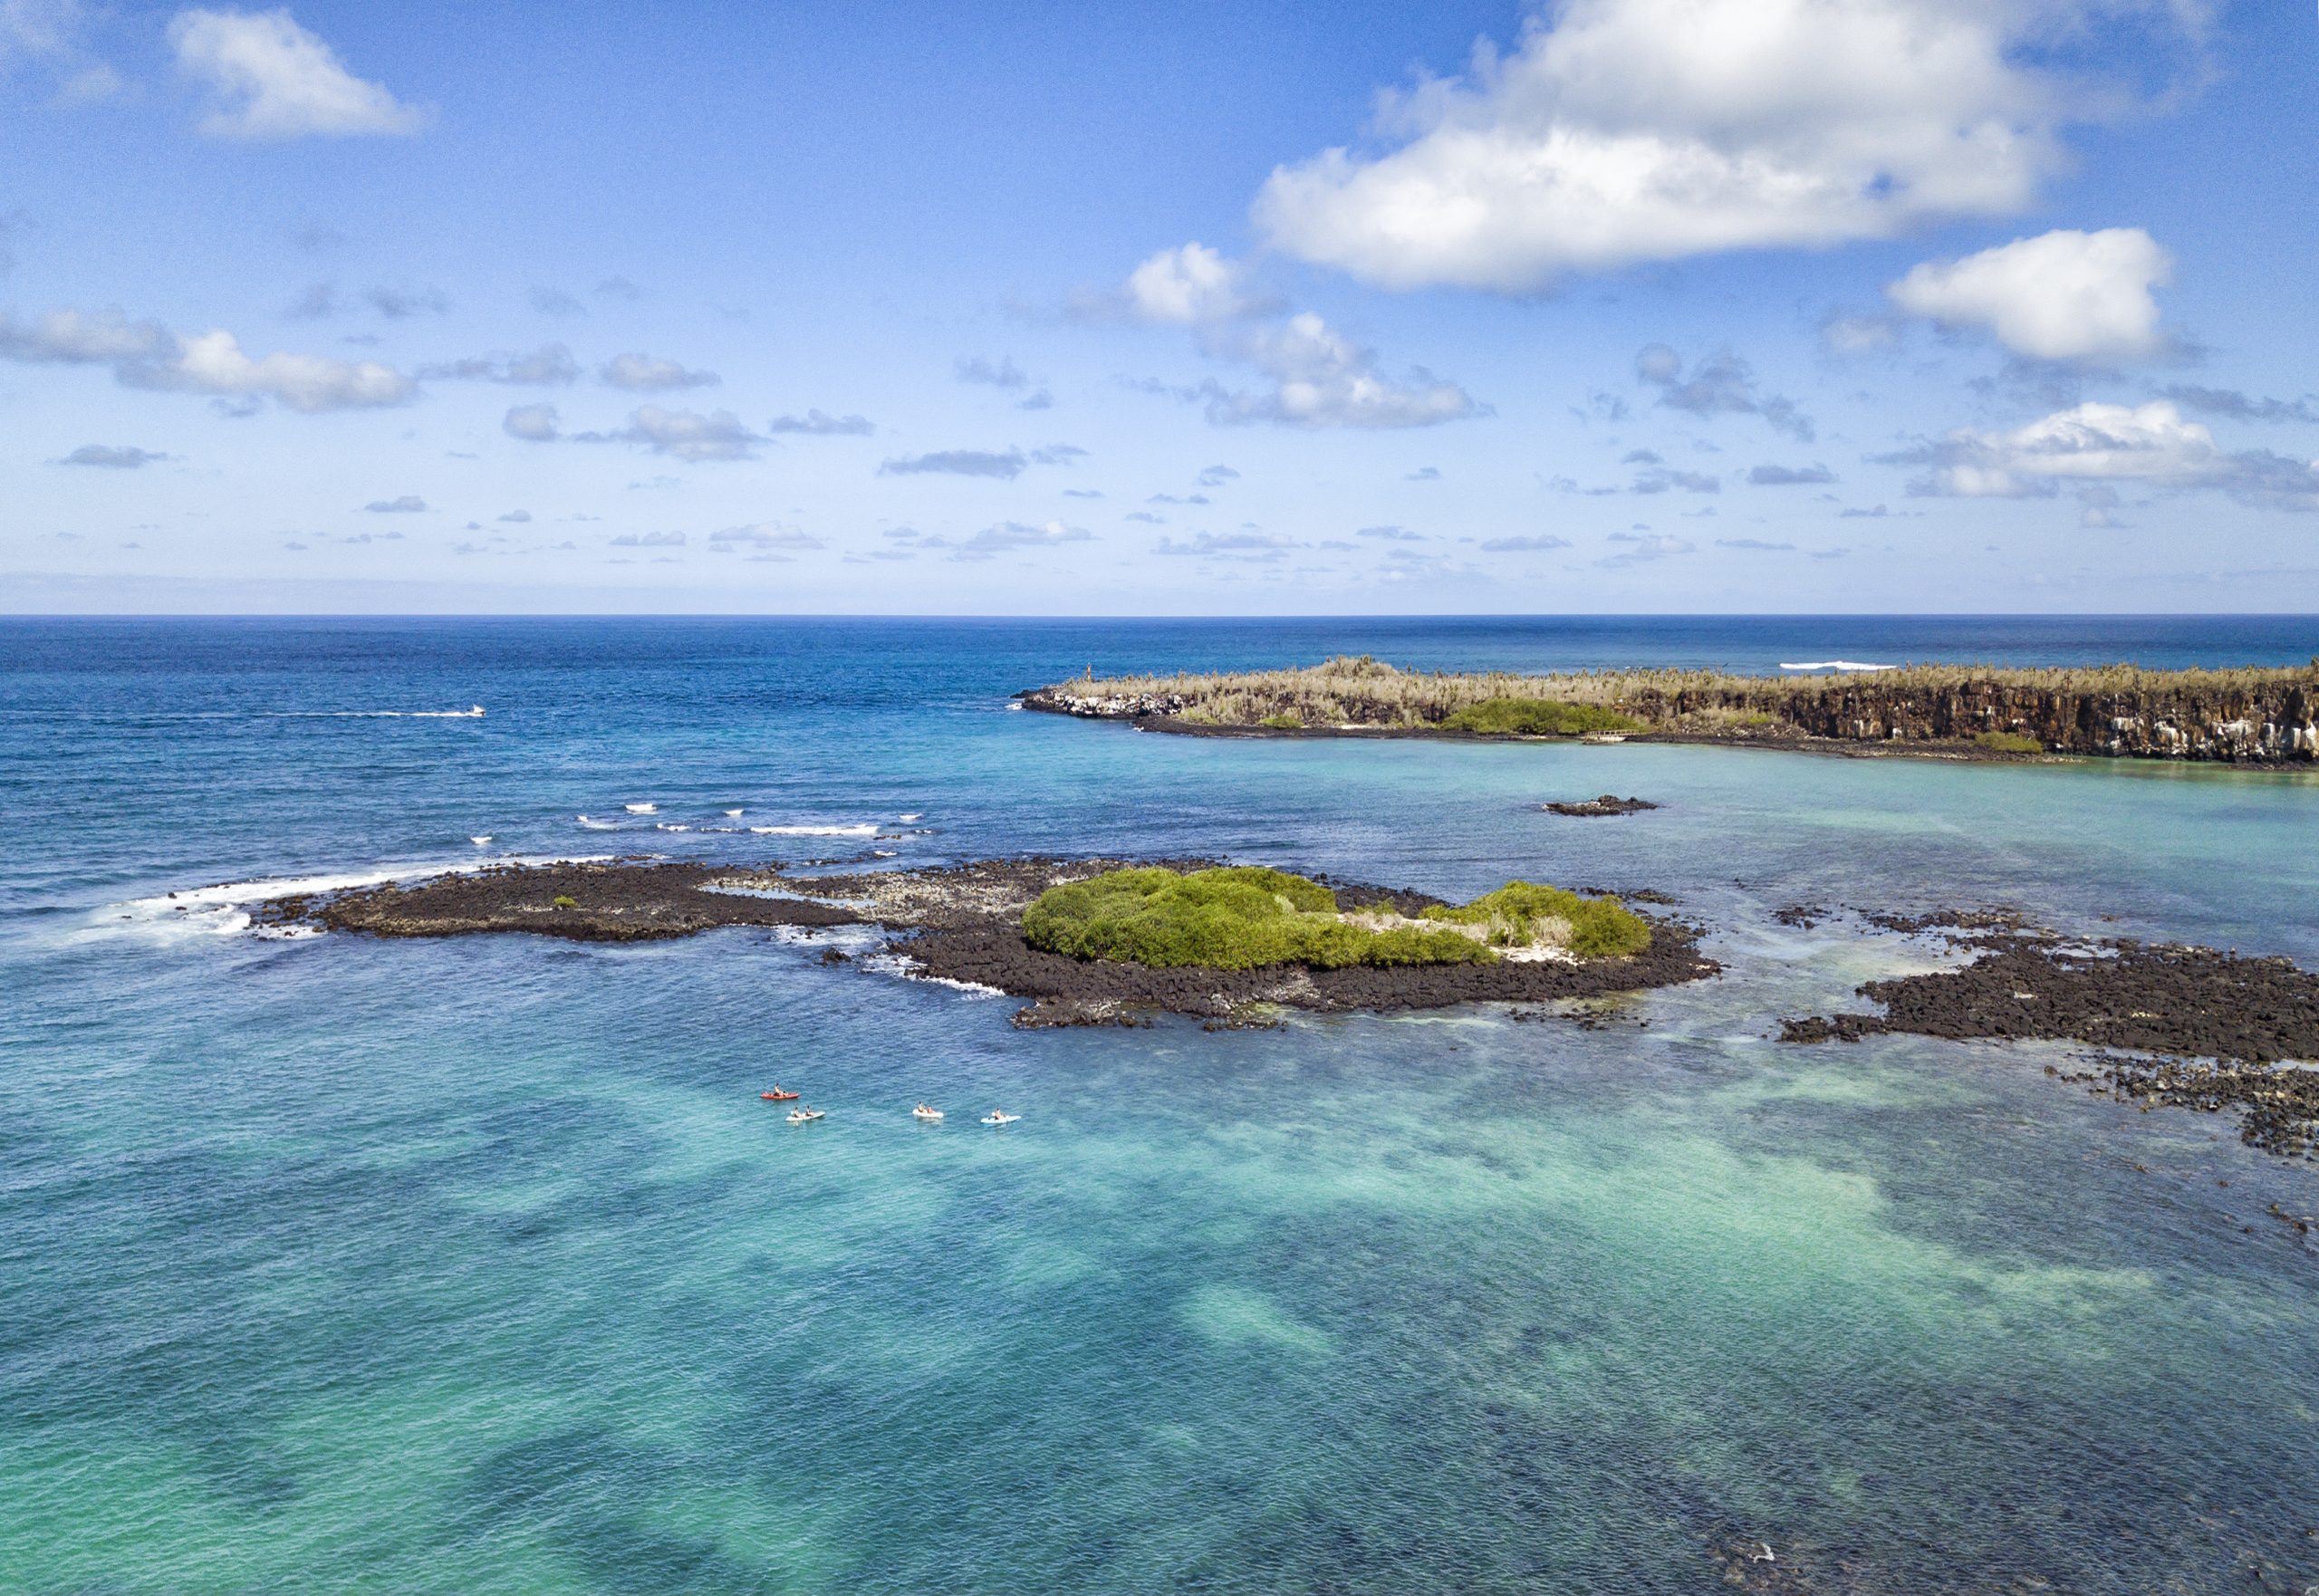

{"left": 1639, "top": 679, "right": 2319, "bottom": 762}
{"left": 1025, "top": 677, "right": 2319, "bottom": 764}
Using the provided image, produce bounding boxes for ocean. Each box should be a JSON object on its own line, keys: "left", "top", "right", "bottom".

{"left": 3, "top": 615, "right": 2316, "bottom": 1593}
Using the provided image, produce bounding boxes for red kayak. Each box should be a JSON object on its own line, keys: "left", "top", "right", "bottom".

{"left": 762, "top": 1089, "right": 799, "bottom": 1101}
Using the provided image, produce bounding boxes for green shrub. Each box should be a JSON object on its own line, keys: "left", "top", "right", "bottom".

{"left": 1023, "top": 866, "right": 1489, "bottom": 970}
{"left": 1023, "top": 866, "right": 1651, "bottom": 969}
{"left": 1425, "top": 881, "right": 1652, "bottom": 957}
{"left": 1258, "top": 713, "right": 1304, "bottom": 729}
{"left": 1437, "top": 697, "right": 1644, "bottom": 736}
{"left": 553, "top": 895, "right": 578, "bottom": 909}
{"left": 1973, "top": 730, "right": 2042, "bottom": 755}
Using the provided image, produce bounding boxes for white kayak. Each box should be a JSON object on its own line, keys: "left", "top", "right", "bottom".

{"left": 787, "top": 1109, "right": 825, "bottom": 1124}
{"left": 912, "top": 1106, "right": 944, "bottom": 1120}
{"left": 980, "top": 1112, "right": 1019, "bottom": 1126}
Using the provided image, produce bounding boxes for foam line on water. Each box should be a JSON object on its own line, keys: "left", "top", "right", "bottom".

{"left": 82, "top": 854, "right": 609, "bottom": 945}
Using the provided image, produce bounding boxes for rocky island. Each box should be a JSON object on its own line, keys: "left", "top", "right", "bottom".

{"left": 269, "top": 856, "right": 1717, "bottom": 1025}
{"left": 1022, "top": 655, "right": 2319, "bottom": 763}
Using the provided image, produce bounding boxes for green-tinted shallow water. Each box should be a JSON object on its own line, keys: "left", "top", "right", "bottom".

{"left": 4, "top": 618, "right": 2316, "bottom": 1592}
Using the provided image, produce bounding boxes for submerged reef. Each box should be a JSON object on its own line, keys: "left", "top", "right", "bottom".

{"left": 1782, "top": 916, "right": 2319, "bottom": 1160}
{"left": 1023, "top": 655, "right": 2319, "bottom": 764}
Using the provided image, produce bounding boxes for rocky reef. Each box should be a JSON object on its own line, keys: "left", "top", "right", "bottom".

{"left": 1783, "top": 926, "right": 2319, "bottom": 1159}
{"left": 268, "top": 856, "right": 1716, "bottom": 1022}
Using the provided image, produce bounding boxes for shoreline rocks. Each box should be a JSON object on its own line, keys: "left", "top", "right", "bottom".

{"left": 1782, "top": 931, "right": 2319, "bottom": 1159}
{"left": 269, "top": 856, "right": 1718, "bottom": 1022}
{"left": 1544, "top": 794, "right": 1660, "bottom": 817}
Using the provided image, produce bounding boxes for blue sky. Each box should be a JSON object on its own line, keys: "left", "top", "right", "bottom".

{"left": 3, "top": 0, "right": 2314, "bottom": 613}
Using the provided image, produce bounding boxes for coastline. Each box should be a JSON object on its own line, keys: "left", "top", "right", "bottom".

{"left": 1022, "top": 656, "right": 2319, "bottom": 764}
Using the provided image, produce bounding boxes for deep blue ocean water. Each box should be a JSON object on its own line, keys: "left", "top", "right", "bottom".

{"left": 3, "top": 615, "right": 2316, "bottom": 1593}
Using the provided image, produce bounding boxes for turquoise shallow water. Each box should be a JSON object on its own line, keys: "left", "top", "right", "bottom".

{"left": 4, "top": 617, "right": 2317, "bottom": 1593}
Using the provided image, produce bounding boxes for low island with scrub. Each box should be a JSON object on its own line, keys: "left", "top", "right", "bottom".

{"left": 1021, "top": 654, "right": 2319, "bottom": 764}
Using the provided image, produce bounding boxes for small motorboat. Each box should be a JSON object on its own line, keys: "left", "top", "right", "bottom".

{"left": 912, "top": 1104, "right": 944, "bottom": 1121}
{"left": 786, "top": 1107, "right": 825, "bottom": 1125}
{"left": 980, "top": 1111, "right": 1019, "bottom": 1126}
{"left": 762, "top": 1088, "right": 799, "bottom": 1101}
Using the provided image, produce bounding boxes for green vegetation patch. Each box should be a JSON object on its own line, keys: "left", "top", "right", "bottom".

{"left": 1258, "top": 713, "right": 1304, "bottom": 729}
{"left": 1437, "top": 697, "right": 1644, "bottom": 736}
{"left": 1973, "top": 730, "right": 2043, "bottom": 755}
{"left": 1423, "top": 882, "right": 1652, "bottom": 958}
{"left": 1023, "top": 866, "right": 1650, "bottom": 970}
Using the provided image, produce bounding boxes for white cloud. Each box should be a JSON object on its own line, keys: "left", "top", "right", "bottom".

{"left": 0, "top": 307, "right": 170, "bottom": 362}
{"left": 420, "top": 344, "right": 579, "bottom": 384}
{"left": 169, "top": 8, "right": 429, "bottom": 139}
{"left": 363, "top": 494, "right": 426, "bottom": 513}
{"left": 4, "top": 309, "right": 413, "bottom": 411}
{"left": 124, "top": 327, "right": 414, "bottom": 411}
{"left": 1635, "top": 345, "right": 1811, "bottom": 439}
{"left": 766, "top": 409, "right": 875, "bottom": 436}
{"left": 1254, "top": 0, "right": 2192, "bottom": 289}
{"left": 709, "top": 521, "right": 823, "bottom": 551}
{"left": 59, "top": 443, "right": 169, "bottom": 467}
{"left": 504, "top": 402, "right": 560, "bottom": 441}
{"left": 602, "top": 406, "right": 762, "bottom": 462}
{"left": 1, "top": 0, "right": 83, "bottom": 59}
{"left": 956, "top": 520, "right": 1092, "bottom": 559}
{"left": 600, "top": 352, "right": 719, "bottom": 391}
{"left": 1888, "top": 227, "right": 2171, "bottom": 361}
{"left": 1894, "top": 400, "right": 2319, "bottom": 510}
{"left": 1198, "top": 312, "right": 1480, "bottom": 428}
{"left": 1123, "top": 243, "right": 1251, "bottom": 324}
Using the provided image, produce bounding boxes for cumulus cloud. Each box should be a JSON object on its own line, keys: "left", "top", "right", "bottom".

{"left": 1122, "top": 243, "right": 1254, "bottom": 324}
{"left": 610, "top": 530, "right": 685, "bottom": 547}
{"left": 131, "top": 327, "right": 412, "bottom": 411}
{"left": 766, "top": 409, "right": 875, "bottom": 436}
{"left": 1890, "top": 400, "right": 2319, "bottom": 510}
{"left": 1747, "top": 462, "right": 1835, "bottom": 486}
{"left": 1356, "top": 524, "right": 1424, "bottom": 542}
{"left": 1197, "top": 464, "right": 1240, "bottom": 487}
{"left": 1254, "top": 0, "right": 2194, "bottom": 290}
{"left": 504, "top": 402, "right": 559, "bottom": 441}
{"left": 0, "top": 307, "right": 171, "bottom": 363}
{"left": 529, "top": 285, "right": 585, "bottom": 317}
{"left": 709, "top": 521, "right": 823, "bottom": 552}
{"left": 955, "top": 520, "right": 1092, "bottom": 559}
{"left": 878, "top": 445, "right": 1083, "bottom": 480}
{"left": 957, "top": 354, "right": 1031, "bottom": 389}
{"left": 2160, "top": 385, "right": 2318, "bottom": 425}
{"left": 597, "top": 406, "right": 762, "bottom": 462}
{"left": 1155, "top": 531, "right": 1297, "bottom": 562}
{"left": 2, "top": 305, "right": 414, "bottom": 411}
{"left": 419, "top": 343, "right": 579, "bottom": 384}
{"left": 169, "top": 8, "right": 429, "bottom": 139}
{"left": 1888, "top": 227, "right": 2171, "bottom": 361}
{"left": 1598, "top": 531, "right": 1695, "bottom": 568}
{"left": 1717, "top": 537, "right": 1796, "bottom": 551}
{"left": 363, "top": 494, "right": 426, "bottom": 513}
{"left": 1407, "top": 466, "right": 1442, "bottom": 481}
{"left": 1632, "top": 465, "right": 1720, "bottom": 495}
{"left": 364, "top": 284, "right": 447, "bottom": 320}
{"left": 600, "top": 352, "right": 719, "bottom": 391}
{"left": 59, "top": 444, "right": 169, "bottom": 468}
{"left": 1193, "top": 312, "right": 1480, "bottom": 429}
{"left": 1636, "top": 345, "right": 1812, "bottom": 440}
{"left": 1479, "top": 534, "right": 1571, "bottom": 552}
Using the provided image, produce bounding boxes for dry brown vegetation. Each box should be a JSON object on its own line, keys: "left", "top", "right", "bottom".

{"left": 1048, "top": 654, "right": 2317, "bottom": 728}
{"left": 1031, "top": 655, "right": 2319, "bottom": 761}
